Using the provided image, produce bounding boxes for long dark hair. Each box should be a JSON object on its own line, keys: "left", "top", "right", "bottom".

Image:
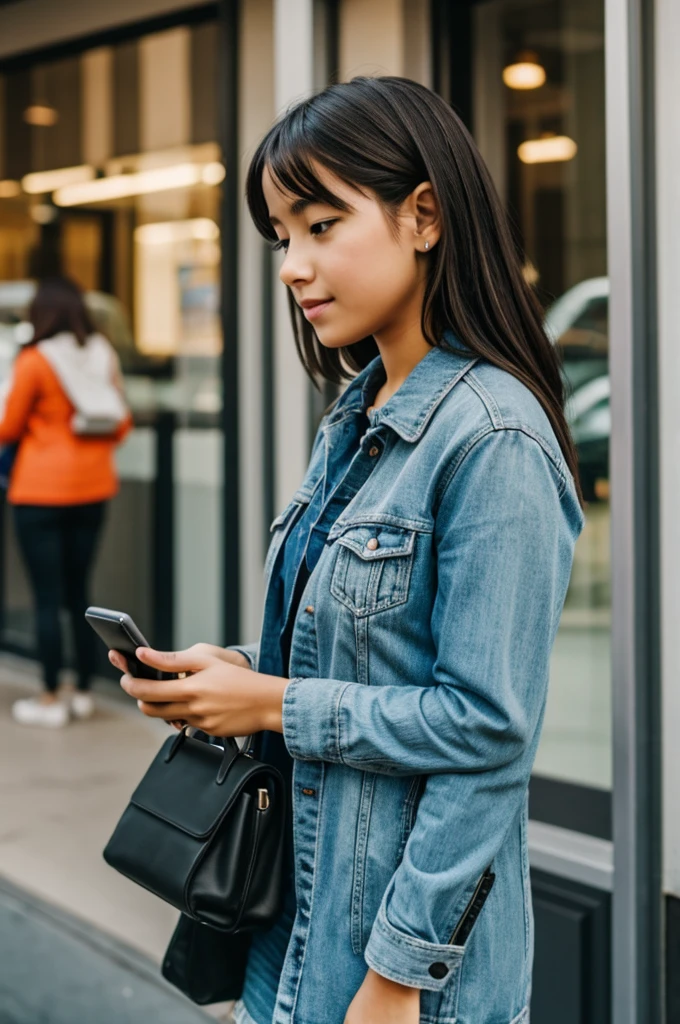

{"left": 29, "top": 276, "right": 95, "bottom": 348}
{"left": 246, "top": 76, "right": 582, "bottom": 501}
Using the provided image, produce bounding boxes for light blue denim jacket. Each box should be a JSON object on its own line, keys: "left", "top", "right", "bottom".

{"left": 233, "top": 344, "right": 583, "bottom": 1024}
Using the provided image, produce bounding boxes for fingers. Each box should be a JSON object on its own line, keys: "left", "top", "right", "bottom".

{"left": 138, "top": 701, "right": 217, "bottom": 734}
{"left": 120, "top": 672, "right": 197, "bottom": 704}
{"left": 135, "top": 644, "right": 213, "bottom": 675}
{"left": 137, "top": 699, "right": 193, "bottom": 720}
{"left": 109, "top": 650, "right": 128, "bottom": 673}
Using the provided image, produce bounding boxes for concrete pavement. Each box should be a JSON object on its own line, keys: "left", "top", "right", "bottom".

{"left": 0, "top": 875, "right": 212, "bottom": 1024}
{"left": 0, "top": 653, "right": 235, "bottom": 1022}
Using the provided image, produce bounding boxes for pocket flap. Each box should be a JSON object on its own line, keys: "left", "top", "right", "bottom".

{"left": 130, "top": 735, "right": 268, "bottom": 839}
{"left": 336, "top": 525, "right": 416, "bottom": 561}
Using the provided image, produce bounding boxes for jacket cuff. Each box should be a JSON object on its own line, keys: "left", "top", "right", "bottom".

{"left": 364, "top": 904, "right": 464, "bottom": 992}
{"left": 226, "top": 643, "right": 259, "bottom": 671}
{"left": 282, "top": 677, "right": 349, "bottom": 761}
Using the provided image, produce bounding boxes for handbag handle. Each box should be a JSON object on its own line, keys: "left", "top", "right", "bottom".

{"left": 164, "top": 726, "right": 255, "bottom": 786}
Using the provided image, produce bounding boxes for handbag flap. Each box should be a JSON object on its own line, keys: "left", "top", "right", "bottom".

{"left": 130, "top": 734, "right": 269, "bottom": 839}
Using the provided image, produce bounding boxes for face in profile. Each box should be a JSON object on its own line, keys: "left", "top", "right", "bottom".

{"left": 262, "top": 164, "right": 431, "bottom": 350}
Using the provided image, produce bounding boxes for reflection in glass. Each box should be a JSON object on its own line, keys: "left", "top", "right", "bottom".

{"left": 0, "top": 19, "right": 225, "bottom": 653}
{"left": 474, "top": 0, "right": 610, "bottom": 789}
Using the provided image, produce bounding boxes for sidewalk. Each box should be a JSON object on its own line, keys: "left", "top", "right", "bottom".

{"left": 0, "top": 652, "right": 234, "bottom": 1021}
{"left": 0, "top": 875, "right": 213, "bottom": 1024}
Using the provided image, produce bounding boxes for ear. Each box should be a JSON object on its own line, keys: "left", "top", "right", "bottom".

{"left": 409, "top": 182, "right": 441, "bottom": 253}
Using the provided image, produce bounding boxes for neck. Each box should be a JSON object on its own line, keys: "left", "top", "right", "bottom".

{"left": 372, "top": 310, "right": 432, "bottom": 406}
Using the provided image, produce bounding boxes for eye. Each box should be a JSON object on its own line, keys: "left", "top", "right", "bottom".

{"left": 269, "top": 218, "right": 337, "bottom": 253}
{"left": 311, "top": 219, "right": 337, "bottom": 237}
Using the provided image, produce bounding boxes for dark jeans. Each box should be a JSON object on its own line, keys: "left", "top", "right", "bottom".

{"left": 13, "top": 502, "right": 106, "bottom": 693}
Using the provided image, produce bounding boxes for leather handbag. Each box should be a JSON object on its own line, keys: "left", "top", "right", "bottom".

{"left": 161, "top": 913, "right": 251, "bottom": 1004}
{"left": 103, "top": 727, "right": 286, "bottom": 932}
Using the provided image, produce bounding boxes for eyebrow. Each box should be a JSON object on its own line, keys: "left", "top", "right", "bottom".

{"left": 269, "top": 197, "right": 315, "bottom": 226}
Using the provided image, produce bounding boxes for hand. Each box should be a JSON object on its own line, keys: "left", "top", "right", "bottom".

{"left": 111, "top": 644, "right": 288, "bottom": 737}
{"left": 109, "top": 645, "right": 253, "bottom": 730}
{"left": 108, "top": 644, "right": 250, "bottom": 676}
{"left": 344, "top": 969, "right": 420, "bottom": 1024}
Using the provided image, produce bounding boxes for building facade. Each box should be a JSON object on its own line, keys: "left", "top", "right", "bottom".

{"left": 0, "top": 0, "right": 675, "bottom": 1020}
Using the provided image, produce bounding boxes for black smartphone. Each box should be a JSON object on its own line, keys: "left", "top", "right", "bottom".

{"left": 85, "top": 606, "right": 175, "bottom": 680}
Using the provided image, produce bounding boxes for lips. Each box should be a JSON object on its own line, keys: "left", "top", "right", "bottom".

{"left": 300, "top": 299, "right": 334, "bottom": 321}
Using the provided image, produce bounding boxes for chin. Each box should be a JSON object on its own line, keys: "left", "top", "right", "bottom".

{"left": 315, "top": 325, "right": 372, "bottom": 350}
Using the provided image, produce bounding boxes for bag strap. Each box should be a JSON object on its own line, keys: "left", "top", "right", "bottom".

{"left": 164, "top": 726, "right": 256, "bottom": 786}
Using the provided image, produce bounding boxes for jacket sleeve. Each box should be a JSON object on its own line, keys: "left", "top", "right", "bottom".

{"left": 282, "top": 428, "right": 582, "bottom": 989}
{"left": 282, "top": 428, "right": 581, "bottom": 776}
{"left": 0, "top": 350, "right": 41, "bottom": 444}
{"left": 226, "top": 642, "right": 259, "bottom": 671}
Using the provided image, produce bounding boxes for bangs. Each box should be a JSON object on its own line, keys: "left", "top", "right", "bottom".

{"left": 244, "top": 98, "right": 381, "bottom": 389}
{"left": 246, "top": 105, "right": 361, "bottom": 241}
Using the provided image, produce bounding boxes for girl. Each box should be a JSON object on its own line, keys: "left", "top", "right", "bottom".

{"left": 112, "top": 77, "right": 583, "bottom": 1024}
{"left": 2, "top": 277, "right": 131, "bottom": 727}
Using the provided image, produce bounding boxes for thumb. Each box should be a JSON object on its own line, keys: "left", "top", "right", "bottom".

{"left": 135, "top": 645, "right": 210, "bottom": 674}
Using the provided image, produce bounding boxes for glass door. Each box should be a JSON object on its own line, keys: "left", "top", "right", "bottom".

{"left": 471, "top": 0, "right": 611, "bottom": 834}
{"left": 0, "top": 11, "right": 226, "bottom": 662}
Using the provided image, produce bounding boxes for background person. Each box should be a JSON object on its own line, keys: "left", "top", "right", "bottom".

{"left": 0, "top": 276, "right": 131, "bottom": 728}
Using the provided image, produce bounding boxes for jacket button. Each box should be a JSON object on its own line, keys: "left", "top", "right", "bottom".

{"left": 305, "top": 605, "right": 314, "bottom": 614}
{"left": 428, "top": 962, "right": 449, "bottom": 980}
{"left": 366, "top": 538, "right": 379, "bottom": 551}
{"left": 368, "top": 445, "right": 380, "bottom": 457}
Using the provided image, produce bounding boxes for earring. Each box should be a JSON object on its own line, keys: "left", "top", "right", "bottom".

{"left": 424, "top": 241, "right": 430, "bottom": 250}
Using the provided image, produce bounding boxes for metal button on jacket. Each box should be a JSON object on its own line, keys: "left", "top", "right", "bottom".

{"left": 369, "top": 445, "right": 381, "bottom": 457}
{"left": 428, "top": 962, "right": 449, "bottom": 980}
{"left": 366, "top": 537, "right": 379, "bottom": 551}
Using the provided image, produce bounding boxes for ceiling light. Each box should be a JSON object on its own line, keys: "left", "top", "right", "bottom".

{"left": 24, "top": 105, "right": 59, "bottom": 127}
{"left": 502, "top": 52, "right": 546, "bottom": 90}
{"left": 30, "top": 203, "right": 58, "bottom": 225}
{"left": 0, "top": 180, "right": 21, "bottom": 198}
{"left": 518, "top": 135, "right": 577, "bottom": 164}
{"left": 54, "top": 161, "right": 227, "bottom": 207}
{"left": 135, "top": 218, "right": 220, "bottom": 245}
{"left": 202, "top": 162, "right": 226, "bottom": 186}
{"left": 22, "top": 165, "right": 95, "bottom": 195}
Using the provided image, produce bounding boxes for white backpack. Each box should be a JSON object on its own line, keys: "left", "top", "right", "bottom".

{"left": 38, "top": 332, "right": 128, "bottom": 436}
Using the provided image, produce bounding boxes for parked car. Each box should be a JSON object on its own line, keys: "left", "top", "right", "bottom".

{"left": 545, "top": 277, "right": 610, "bottom": 502}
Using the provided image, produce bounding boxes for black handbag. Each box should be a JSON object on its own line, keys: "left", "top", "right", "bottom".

{"left": 161, "top": 913, "right": 251, "bottom": 1004}
{"left": 103, "top": 727, "right": 286, "bottom": 933}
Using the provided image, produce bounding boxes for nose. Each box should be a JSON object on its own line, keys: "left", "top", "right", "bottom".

{"left": 278, "top": 244, "right": 314, "bottom": 289}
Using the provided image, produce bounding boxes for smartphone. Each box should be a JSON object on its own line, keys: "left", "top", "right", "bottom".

{"left": 85, "top": 606, "right": 175, "bottom": 680}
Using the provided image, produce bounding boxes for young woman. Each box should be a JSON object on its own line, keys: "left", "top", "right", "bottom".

{"left": 112, "top": 77, "right": 583, "bottom": 1024}
{"left": 1, "top": 277, "right": 131, "bottom": 727}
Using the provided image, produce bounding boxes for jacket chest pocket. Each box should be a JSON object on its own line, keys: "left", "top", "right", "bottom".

{"left": 330, "top": 524, "right": 416, "bottom": 617}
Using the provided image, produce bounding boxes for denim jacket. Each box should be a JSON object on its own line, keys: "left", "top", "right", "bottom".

{"left": 233, "top": 344, "right": 583, "bottom": 1024}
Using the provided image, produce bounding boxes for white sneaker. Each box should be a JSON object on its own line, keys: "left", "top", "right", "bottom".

{"left": 70, "top": 693, "right": 95, "bottom": 720}
{"left": 12, "top": 697, "right": 69, "bottom": 728}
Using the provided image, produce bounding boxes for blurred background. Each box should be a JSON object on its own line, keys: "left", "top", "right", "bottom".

{"left": 0, "top": 1, "right": 672, "bottom": 1023}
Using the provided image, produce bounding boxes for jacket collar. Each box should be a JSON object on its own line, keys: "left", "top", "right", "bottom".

{"left": 328, "top": 336, "right": 478, "bottom": 443}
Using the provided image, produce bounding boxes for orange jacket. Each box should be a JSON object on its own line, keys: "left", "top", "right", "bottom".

{"left": 0, "top": 346, "right": 132, "bottom": 506}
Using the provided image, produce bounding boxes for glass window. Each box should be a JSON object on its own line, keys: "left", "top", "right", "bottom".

{"left": 473, "top": 0, "right": 610, "bottom": 791}
{"left": 0, "top": 16, "right": 225, "bottom": 657}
